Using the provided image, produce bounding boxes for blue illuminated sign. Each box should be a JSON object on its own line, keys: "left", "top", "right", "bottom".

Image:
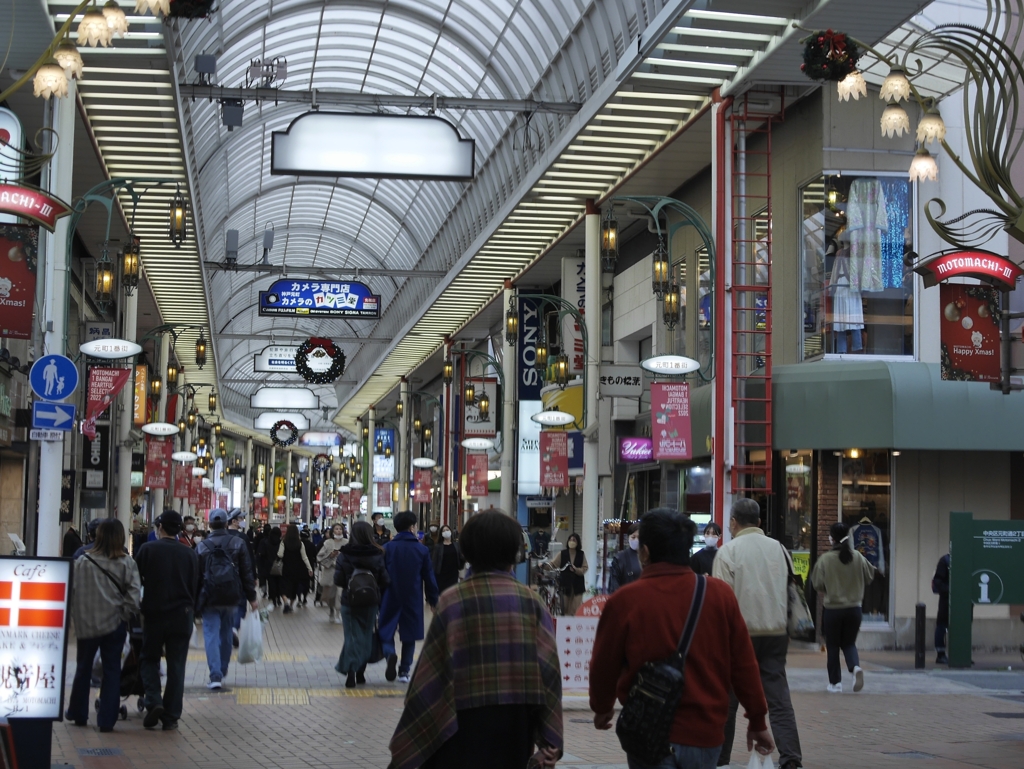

{"left": 258, "top": 279, "right": 380, "bottom": 318}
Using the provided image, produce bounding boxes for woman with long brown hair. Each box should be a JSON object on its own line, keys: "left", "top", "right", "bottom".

{"left": 277, "top": 522, "right": 313, "bottom": 614}
{"left": 67, "top": 520, "right": 141, "bottom": 732}
{"left": 334, "top": 520, "right": 389, "bottom": 687}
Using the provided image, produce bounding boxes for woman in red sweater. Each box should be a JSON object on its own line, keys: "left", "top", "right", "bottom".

{"left": 589, "top": 508, "right": 775, "bottom": 769}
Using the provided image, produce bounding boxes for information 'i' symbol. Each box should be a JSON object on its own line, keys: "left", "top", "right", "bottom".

{"left": 979, "top": 573, "right": 991, "bottom": 604}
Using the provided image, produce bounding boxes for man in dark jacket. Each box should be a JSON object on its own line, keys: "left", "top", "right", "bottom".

{"left": 932, "top": 553, "right": 950, "bottom": 664}
{"left": 372, "top": 512, "right": 392, "bottom": 547}
{"left": 197, "top": 509, "right": 258, "bottom": 690}
{"left": 378, "top": 511, "right": 439, "bottom": 683}
{"left": 608, "top": 523, "right": 641, "bottom": 592}
{"left": 135, "top": 510, "right": 199, "bottom": 731}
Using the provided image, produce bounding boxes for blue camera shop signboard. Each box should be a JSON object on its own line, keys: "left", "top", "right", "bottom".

{"left": 259, "top": 279, "right": 380, "bottom": 318}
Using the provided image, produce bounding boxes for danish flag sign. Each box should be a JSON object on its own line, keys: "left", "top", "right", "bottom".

{"left": 0, "top": 557, "right": 71, "bottom": 723}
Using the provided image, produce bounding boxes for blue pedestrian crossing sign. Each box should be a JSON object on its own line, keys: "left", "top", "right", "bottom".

{"left": 29, "top": 354, "right": 79, "bottom": 402}
{"left": 32, "top": 401, "right": 76, "bottom": 431}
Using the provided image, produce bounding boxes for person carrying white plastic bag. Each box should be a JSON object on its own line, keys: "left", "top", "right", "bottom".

{"left": 237, "top": 607, "right": 264, "bottom": 663}
{"left": 748, "top": 753, "right": 775, "bottom": 769}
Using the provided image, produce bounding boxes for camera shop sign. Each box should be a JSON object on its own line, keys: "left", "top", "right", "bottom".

{"left": 259, "top": 279, "right": 380, "bottom": 318}
{"left": 0, "top": 185, "right": 71, "bottom": 232}
{"left": 915, "top": 250, "right": 1023, "bottom": 290}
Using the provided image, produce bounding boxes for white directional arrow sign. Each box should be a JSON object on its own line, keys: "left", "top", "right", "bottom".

{"left": 32, "top": 402, "right": 76, "bottom": 431}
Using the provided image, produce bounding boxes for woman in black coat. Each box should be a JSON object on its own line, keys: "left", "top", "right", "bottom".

{"left": 277, "top": 523, "right": 313, "bottom": 614}
{"left": 430, "top": 524, "right": 465, "bottom": 593}
{"left": 256, "top": 526, "right": 282, "bottom": 606}
{"left": 334, "top": 521, "right": 390, "bottom": 688}
{"left": 690, "top": 521, "right": 722, "bottom": 576}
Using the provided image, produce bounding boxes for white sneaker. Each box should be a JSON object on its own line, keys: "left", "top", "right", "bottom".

{"left": 853, "top": 666, "right": 864, "bottom": 692}
{"left": 206, "top": 681, "right": 222, "bottom": 690}
{"left": 397, "top": 675, "right": 411, "bottom": 684}
{"left": 826, "top": 683, "right": 842, "bottom": 693}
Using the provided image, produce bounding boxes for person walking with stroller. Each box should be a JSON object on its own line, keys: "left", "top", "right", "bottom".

{"left": 335, "top": 521, "right": 390, "bottom": 687}
{"left": 66, "top": 520, "right": 141, "bottom": 732}
{"left": 134, "top": 511, "right": 199, "bottom": 731}
{"left": 196, "top": 509, "right": 259, "bottom": 690}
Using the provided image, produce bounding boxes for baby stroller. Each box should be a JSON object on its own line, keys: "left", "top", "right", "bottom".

{"left": 95, "top": 614, "right": 146, "bottom": 720}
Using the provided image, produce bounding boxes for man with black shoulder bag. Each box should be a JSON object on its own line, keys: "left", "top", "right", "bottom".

{"left": 590, "top": 508, "right": 774, "bottom": 769}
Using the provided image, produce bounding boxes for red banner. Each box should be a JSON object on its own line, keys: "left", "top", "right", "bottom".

{"left": 189, "top": 475, "right": 201, "bottom": 506}
{"left": 376, "top": 482, "right": 391, "bottom": 510}
{"left": 413, "top": 468, "right": 432, "bottom": 503}
{"left": 467, "top": 452, "right": 488, "bottom": 497}
{"left": 173, "top": 464, "right": 190, "bottom": 498}
{"left": 82, "top": 367, "right": 132, "bottom": 440}
{"left": 540, "top": 431, "right": 569, "bottom": 488}
{"left": 940, "top": 284, "right": 1001, "bottom": 382}
{"left": 144, "top": 436, "right": 172, "bottom": 489}
{"left": 651, "top": 382, "right": 692, "bottom": 460}
{"left": 351, "top": 489, "right": 361, "bottom": 514}
{"left": 0, "top": 225, "right": 37, "bottom": 339}
{"left": 0, "top": 184, "right": 71, "bottom": 231}
{"left": 917, "top": 249, "right": 1023, "bottom": 290}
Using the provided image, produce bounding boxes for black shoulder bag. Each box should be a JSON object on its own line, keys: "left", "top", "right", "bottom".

{"left": 615, "top": 574, "right": 706, "bottom": 765}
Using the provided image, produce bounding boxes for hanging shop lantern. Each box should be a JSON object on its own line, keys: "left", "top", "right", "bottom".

{"left": 422, "top": 426, "right": 432, "bottom": 444}
{"left": 213, "top": 422, "right": 222, "bottom": 437}
{"left": 553, "top": 354, "right": 569, "bottom": 389}
{"left": 652, "top": 240, "right": 670, "bottom": 299}
{"left": 505, "top": 301, "right": 519, "bottom": 346}
{"left": 190, "top": 441, "right": 198, "bottom": 454}
{"left": 166, "top": 361, "right": 178, "bottom": 387}
{"left": 663, "top": 281, "right": 681, "bottom": 330}
{"left": 77, "top": 4, "right": 113, "bottom": 48}
{"left": 535, "top": 335, "right": 549, "bottom": 371}
{"left": 384, "top": 445, "right": 392, "bottom": 459}
{"left": 362, "top": 424, "right": 370, "bottom": 440}
{"left": 53, "top": 37, "right": 84, "bottom": 81}
{"left": 33, "top": 59, "right": 68, "bottom": 100}
{"left": 464, "top": 381, "right": 475, "bottom": 404}
{"left": 186, "top": 408, "right": 197, "bottom": 429}
{"left": 95, "top": 252, "right": 114, "bottom": 308}
{"left": 395, "top": 399, "right": 403, "bottom": 418}
{"left": 198, "top": 436, "right": 206, "bottom": 448}
{"left": 177, "top": 417, "right": 187, "bottom": 434}
{"left": 150, "top": 376, "right": 162, "bottom": 398}
{"left": 121, "top": 235, "right": 140, "bottom": 294}
{"left": 601, "top": 208, "right": 619, "bottom": 272}
{"left": 208, "top": 391, "right": 217, "bottom": 413}
{"left": 376, "top": 437, "right": 383, "bottom": 454}
{"left": 442, "top": 357, "right": 454, "bottom": 386}
{"left": 413, "top": 416, "right": 422, "bottom": 434}
{"left": 478, "top": 390, "right": 490, "bottom": 421}
{"left": 169, "top": 190, "right": 187, "bottom": 246}
{"left": 195, "top": 332, "right": 207, "bottom": 370}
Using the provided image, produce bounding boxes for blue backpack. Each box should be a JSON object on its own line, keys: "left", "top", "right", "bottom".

{"left": 204, "top": 540, "right": 242, "bottom": 607}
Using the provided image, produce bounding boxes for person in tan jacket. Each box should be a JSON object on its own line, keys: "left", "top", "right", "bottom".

{"left": 713, "top": 498, "right": 803, "bottom": 769}
{"left": 317, "top": 523, "right": 348, "bottom": 623}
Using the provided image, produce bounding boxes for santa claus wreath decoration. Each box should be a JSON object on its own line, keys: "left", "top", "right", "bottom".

{"left": 801, "top": 29, "right": 860, "bottom": 82}
{"left": 295, "top": 337, "right": 346, "bottom": 384}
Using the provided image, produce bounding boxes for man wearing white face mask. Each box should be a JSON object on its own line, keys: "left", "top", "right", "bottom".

{"left": 423, "top": 524, "right": 440, "bottom": 549}
{"left": 608, "top": 523, "right": 641, "bottom": 593}
{"left": 177, "top": 516, "right": 198, "bottom": 548}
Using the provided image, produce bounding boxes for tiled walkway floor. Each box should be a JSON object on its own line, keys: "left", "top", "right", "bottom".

{"left": 51, "top": 602, "right": 1024, "bottom": 769}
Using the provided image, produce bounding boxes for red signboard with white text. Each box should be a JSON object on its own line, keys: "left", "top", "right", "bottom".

{"left": 82, "top": 367, "right": 132, "bottom": 440}
{"left": 0, "top": 184, "right": 71, "bottom": 231}
{"left": 466, "top": 452, "right": 488, "bottom": 497}
{"left": 540, "top": 431, "right": 569, "bottom": 488}
{"left": 413, "top": 468, "right": 432, "bottom": 504}
{"left": 173, "top": 464, "right": 190, "bottom": 499}
{"left": 144, "top": 436, "right": 172, "bottom": 490}
{"left": 651, "top": 382, "right": 692, "bottom": 460}
{"left": 939, "top": 284, "right": 1001, "bottom": 382}
{"left": 916, "top": 250, "right": 1023, "bottom": 290}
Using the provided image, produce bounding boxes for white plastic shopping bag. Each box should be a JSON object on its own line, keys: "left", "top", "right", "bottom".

{"left": 747, "top": 753, "right": 775, "bottom": 769}
{"left": 190, "top": 622, "right": 203, "bottom": 649}
{"left": 237, "top": 608, "right": 264, "bottom": 664}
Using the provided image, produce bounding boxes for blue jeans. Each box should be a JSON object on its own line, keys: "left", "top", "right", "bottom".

{"left": 627, "top": 744, "right": 722, "bottom": 769}
{"left": 67, "top": 623, "right": 126, "bottom": 730}
{"left": 202, "top": 607, "right": 236, "bottom": 682}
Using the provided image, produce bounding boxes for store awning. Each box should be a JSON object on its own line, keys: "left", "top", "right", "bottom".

{"left": 773, "top": 361, "right": 1024, "bottom": 451}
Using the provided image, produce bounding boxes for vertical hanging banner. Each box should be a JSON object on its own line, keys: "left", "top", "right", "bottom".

{"left": 82, "top": 367, "right": 133, "bottom": 440}
{"left": 413, "top": 468, "right": 432, "bottom": 503}
{"left": 189, "top": 475, "right": 201, "bottom": 506}
{"left": 466, "top": 453, "right": 489, "bottom": 497}
{"left": 173, "top": 464, "right": 190, "bottom": 499}
{"left": 60, "top": 470, "right": 75, "bottom": 523}
{"left": 372, "top": 428, "right": 395, "bottom": 482}
{"left": 561, "top": 254, "right": 586, "bottom": 374}
{"left": 375, "top": 482, "right": 392, "bottom": 511}
{"left": 132, "top": 365, "right": 148, "bottom": 426}
{"left": 540, "top": 431, "right": 569, "bottom": 488}
{"left": 0, "top": 225, "right": 38, "bottom": 339}
{"left": 144, "top": 436, "right": 172, "bottom": 489}
{"left": 517, "top": 296, "right": 543, "bottom": 401}
{"left": 651, "top": 382, "right": 692, "bottom": 460}
{"left": 939, "top": 284, "right": 1001, "bottom": 382}
{"left": 82, "top": 425, "right": 109, "bottom": 491}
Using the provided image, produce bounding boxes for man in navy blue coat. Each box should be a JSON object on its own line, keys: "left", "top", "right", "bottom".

{"left": 378, "top": 511, "right": 439, "bottom": 683}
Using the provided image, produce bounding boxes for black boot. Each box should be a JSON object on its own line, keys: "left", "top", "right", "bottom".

{"left": 345, "top": 672, "right": 356, "bottom": 688}
{"left": 356, "top": 666, "right": 366, "bottom": 685}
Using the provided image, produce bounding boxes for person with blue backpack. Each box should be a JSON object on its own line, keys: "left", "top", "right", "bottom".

{"left": 196, "top": 509, "right": 258, "bottom": 690}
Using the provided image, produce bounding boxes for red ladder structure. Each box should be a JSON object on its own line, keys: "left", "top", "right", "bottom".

{"left": 729, "top": 95, "right": 780, "bottom": 507}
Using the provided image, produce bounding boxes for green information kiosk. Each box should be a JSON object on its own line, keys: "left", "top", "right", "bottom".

{"left": 948, "top": 512, "right": 1024, "bottom": 668}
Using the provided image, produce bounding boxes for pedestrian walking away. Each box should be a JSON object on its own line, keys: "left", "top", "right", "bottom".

{"left": 713, "top": 498, "right": 803, "bottom": 769}
{"left": 334, "top": 520, "right": 390, "bottom": 687}
{"left": 196, "top": 509, "right": 259, "bottom": 690}
{"left": 430, "top": 524, "right": 465, "bottom": 594}
{"left": 608, "top": 523, "right": 641, "bottom": 592}
{"left": 277, "top": 523, "right": 313, "bottom": 613}
{"left": 389, "top": 510, "right": 563, "bottom": 769}
{"left": 66, "top": 520, "right": 142, "bottom": 733}
{"left": 134, "top": 510, "right": 199, "bottom": 731}
{"left": 690, "top": 522, "right": 722, "bottom": 576}
{"left": 378, "top": 511, "right": 439, "bottom": 683}
{"left": 257, "top": 525, "right": 283, "bottom": 606}
{"left": 318, "top": 523, "right": 348, "bottom": 623}
{"left": 932, "top": 552, "right": 951, "bottom": 664}
{"left": 226, "top": 508, "right": 257, "bottom": 638}
{"left": 557, "top": 532, "right": 588, "bottom": 615}
{"left": 810, "top": 522, "right": 876, "bottom": 693}
{"left": 590, "top": 508, "right": 774, "bottom": 769}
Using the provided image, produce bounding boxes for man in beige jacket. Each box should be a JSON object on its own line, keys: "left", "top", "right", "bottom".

{"left": 713, "top": 498, "right": 803, "bottom": 769}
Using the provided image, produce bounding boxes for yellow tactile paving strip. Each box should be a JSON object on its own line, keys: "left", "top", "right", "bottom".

{"left": 187, "top": 651, "right": 309, "bottom": 662}
{"left": 233, "top": 687, "right": 404, "bottom": 704}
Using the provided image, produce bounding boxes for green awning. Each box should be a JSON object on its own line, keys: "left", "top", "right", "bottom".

{"left": 773, "top": 361, "right": 1024, "bottom": 451}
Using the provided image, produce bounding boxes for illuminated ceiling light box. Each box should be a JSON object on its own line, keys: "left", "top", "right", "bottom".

{"left": 300, "top": 431, "right": 343, "bottom": 447}
{"left": 253, "top": 412, "right": 310, "bottom": 430}
{"left": 250, "top": 387, "right": 319, "bottom": 410}
{"left": 271, "top": 112, "right": 475, "bottom": 181}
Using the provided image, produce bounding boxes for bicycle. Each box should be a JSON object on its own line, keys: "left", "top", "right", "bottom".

{"left": 531, "top": 557, "right": 563, "bottom": 616}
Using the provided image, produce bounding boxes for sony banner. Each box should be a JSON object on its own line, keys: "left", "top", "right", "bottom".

{"left": 517, "top": 296, "right": 543, "bottom": 401}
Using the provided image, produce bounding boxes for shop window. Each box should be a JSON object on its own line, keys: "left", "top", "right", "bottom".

{"left": 840, "top": 450, "right": 891, "bottom": 623}
{"left": 683, "top": 463, "right": 712, "bottom": 526}
{"left": 782, "top": 451, "right": 814, "bottom": 584}
{"left": 801, "top": 174, "right": 914, "bottom": 359}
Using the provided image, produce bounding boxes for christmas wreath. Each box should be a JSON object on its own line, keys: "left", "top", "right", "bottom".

{"left": 270, "top": 420, "right": 298, "bottom": 447}
{"left": 800, "top": 29, "right": 860, "bottom": 82}
{"left": 295, "top": 337, "right": 346, "bottom": 384}
{"left": 312, "top": 453, "right": 333, "bottom": 473}
{"left": 168, "top": 0, "right": 217, "bottom": 19}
